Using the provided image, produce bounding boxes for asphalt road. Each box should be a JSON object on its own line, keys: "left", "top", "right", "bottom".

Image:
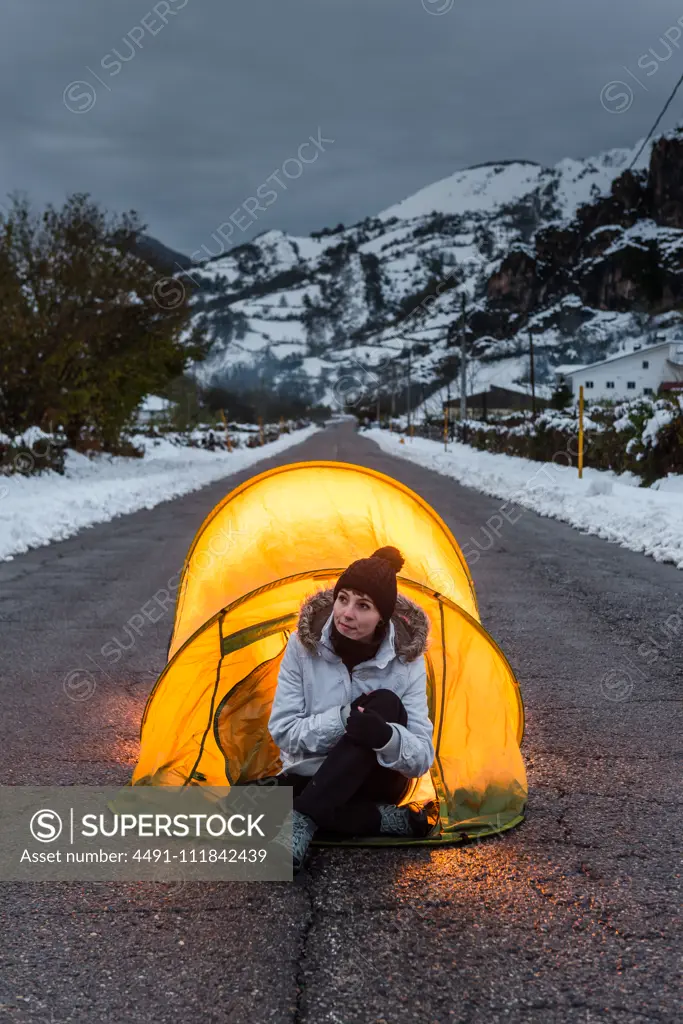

{"left": 0, "top": 420, "right": 680, "bottom": 1024}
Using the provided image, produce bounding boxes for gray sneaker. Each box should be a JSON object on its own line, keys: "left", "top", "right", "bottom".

{"left": 378, "top": 803, "right": 412, "bottom": 835}
{"left": 378, "top": 799, "right": 440, "bottom": 838}
{"left": 272, "top": 810, "right": 318, "bottom": 873}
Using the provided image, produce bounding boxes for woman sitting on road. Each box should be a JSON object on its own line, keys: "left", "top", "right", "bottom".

{"left": 267, "top": 546, "right": 438, "bottom": 873}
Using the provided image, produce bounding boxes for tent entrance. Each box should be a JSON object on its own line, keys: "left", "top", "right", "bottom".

{"left": 211, "top": 614, "right": 441, "bottom": 811}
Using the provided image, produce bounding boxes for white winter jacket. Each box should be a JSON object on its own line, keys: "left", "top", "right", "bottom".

{"left": 268, "top": 588, "right": 435, "bottom": 779}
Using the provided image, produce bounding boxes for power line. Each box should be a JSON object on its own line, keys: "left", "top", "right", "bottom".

{"left": 629, "top": 69, "right": 683, "bottom": 170}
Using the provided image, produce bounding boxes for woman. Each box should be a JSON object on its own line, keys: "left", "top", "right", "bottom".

{"left": 267, "top": 545, "right": 438, "bottom": 872}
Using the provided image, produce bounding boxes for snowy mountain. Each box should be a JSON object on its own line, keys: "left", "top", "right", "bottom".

{"left": 178, "top": 126, "right": 683, "bottom": 416}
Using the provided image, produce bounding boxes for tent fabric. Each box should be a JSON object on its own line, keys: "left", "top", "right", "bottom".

{"left": 132, "top": 461, "right": 527, "bottom": 845}
{"left": 167, "top": 461, "right": 480, "bottom": 660}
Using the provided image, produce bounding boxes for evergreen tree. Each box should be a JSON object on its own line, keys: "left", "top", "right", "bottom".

{"left": 0, "top": 191, "right": 209, "bottom": 446}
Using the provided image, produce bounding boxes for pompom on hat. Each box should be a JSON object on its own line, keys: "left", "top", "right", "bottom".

{"left": 332, "top": 546, "right": 405, "bottom": 623}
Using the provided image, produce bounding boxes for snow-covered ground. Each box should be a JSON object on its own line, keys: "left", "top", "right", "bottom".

{"left": 0, "top": 425, "right": 320, "bottom": 561}
{"left": 364, "top": 428, "right": 683, "bottom": 570}
{"left": 6, "top": 415, "right": 679, "bottom": 569}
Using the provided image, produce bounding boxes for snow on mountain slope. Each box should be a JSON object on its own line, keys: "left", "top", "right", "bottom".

{"left": 180, "top": 128, "right": 682, "bottom": 414}
{"left": 377, "top": 161, "right": 545, "bottom": 221}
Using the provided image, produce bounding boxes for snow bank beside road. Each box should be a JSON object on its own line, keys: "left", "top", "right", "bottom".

{"left": 364, "top": 429, "right": 683, "bottom": 570}
{"left": 0, "top": 425, "right": 320, "bottom": 561}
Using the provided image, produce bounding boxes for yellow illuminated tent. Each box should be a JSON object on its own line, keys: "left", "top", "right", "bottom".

{"left": 131, "top": 461, "right": 527, "bottom": 845}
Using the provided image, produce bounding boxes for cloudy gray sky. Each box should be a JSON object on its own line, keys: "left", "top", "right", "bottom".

{"left": 3, "top": 0, "right": 683, "bottom": 256}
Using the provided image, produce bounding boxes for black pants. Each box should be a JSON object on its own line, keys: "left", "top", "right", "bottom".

{"left": 273, "top": 688, "right": 411, "bottom": 836}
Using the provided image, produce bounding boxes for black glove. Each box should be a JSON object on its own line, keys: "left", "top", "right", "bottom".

{"left": 341, "top": 693, "right": 369, "bottom": 724}
{"left": 345, "top": 707, "right": 393, "bottom": 749}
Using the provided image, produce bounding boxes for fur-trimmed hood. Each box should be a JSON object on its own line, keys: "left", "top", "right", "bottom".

{"left": 296, "top": 588, "right": 429, "bottom": 663}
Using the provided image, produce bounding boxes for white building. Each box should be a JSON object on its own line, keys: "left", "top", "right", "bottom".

{"left": 136, "top": 394, "right": 175, "bottom": 425}
{"left": 555, "top": 341, "right": 683, "bottom": 401}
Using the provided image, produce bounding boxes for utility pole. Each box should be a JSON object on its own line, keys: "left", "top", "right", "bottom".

{"left": 528, "top": 328, "right": 537, "bottom": 419}
{"left": 374, "top": 360, "right": 381, "bottom": 428}
{"left": 459, "top": 293, "right": 467, "bottom": 425}
{"left": 578, "top": 385, "right": 584, "bottom": 479}
{"left": 406, "top": 343, "right": 411, "bottom": 438}
{"left": 390, "top": 361, "right": 396, "bottom": 430}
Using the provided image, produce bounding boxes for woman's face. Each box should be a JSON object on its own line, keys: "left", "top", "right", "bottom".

{"left": 333, "top": 588, "right": 382, "bottom": 642}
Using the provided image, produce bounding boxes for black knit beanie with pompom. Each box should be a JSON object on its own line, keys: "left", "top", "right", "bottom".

{"left": 333, "top": 546, "right": 405, "bottom": 624}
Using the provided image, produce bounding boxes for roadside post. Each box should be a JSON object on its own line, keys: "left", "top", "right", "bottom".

{"left": 219, "top": 408, "right": 233, "bottom": 451}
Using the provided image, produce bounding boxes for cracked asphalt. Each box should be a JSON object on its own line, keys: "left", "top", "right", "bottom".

{"left": 0, "top": 419, "right": 680, "bottom": 1024}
